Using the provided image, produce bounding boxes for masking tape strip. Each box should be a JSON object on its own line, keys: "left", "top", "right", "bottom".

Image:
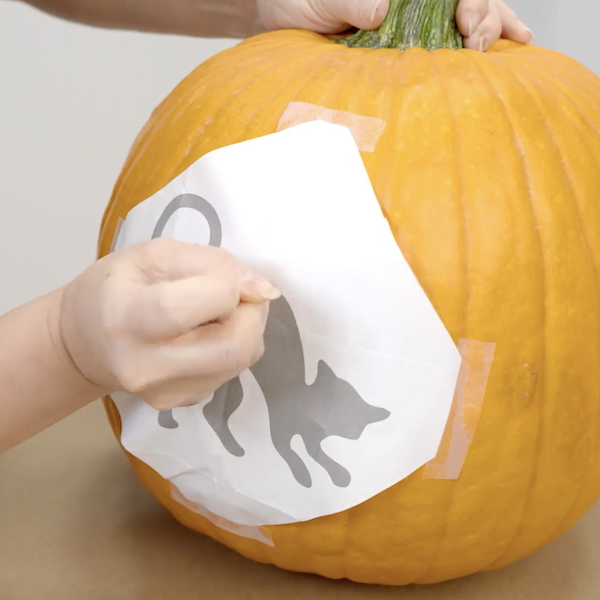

{"left": 277, "top": 102, "right": 386, "bottom": 153}
{"left": 170, "top": 484, "right": 275, "bottom": 547}
{"left": 109, "top": 217, "right": 125, "bottom": 254}
{"left": 423, "top": 338, "right": 496, "bottom": 480}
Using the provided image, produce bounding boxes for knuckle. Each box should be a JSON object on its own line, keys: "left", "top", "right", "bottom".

{"left": 100, "top": 320, "right": 122, "bottom": 341}
{"left": 99, "top": 296, "right": 126, "bottom": 339}
{"left": 114, "top": 363, "right": 153, "bottom": 396}
{"left": 154, "top": 287, "right": 191, "bottom": 332}
{"left": 147, "top": 236, "right": 177, "bottom": 252}
{"left": 146, "top": 396, "right": 175, "bottom": 412}
{"left": 97, "top": 269, "right": 132, "bottom": 338}
{"left": 154, "top": 287, "right": 176, "bottom": 319}
{"left": 213, "top": 246, "right": 245, "bottom": 272}
{"left": 142, "top": 237, "right": 178, "bottom": 263}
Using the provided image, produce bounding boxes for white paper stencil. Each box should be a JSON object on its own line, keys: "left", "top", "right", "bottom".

{"left": 110, "top": 120, "right": 462, "bottom": 527}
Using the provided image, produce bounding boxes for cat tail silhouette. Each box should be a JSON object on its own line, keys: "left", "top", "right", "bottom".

{"left": 203, "top": 376, "right": 246, "bottom": 457}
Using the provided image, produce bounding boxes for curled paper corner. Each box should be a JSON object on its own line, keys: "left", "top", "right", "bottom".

{"left": 170, "top": 484, "right": 275, "bottom": 547}
{"left": 277, "top": 101, "right": 386, "bottom": 153}
{"left": 423, "top": 339, "right": 496, "bottom": 480}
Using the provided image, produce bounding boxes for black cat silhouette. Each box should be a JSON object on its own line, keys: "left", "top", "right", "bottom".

{"left": 152, "top": 193, "right": 391, "bottom": 488}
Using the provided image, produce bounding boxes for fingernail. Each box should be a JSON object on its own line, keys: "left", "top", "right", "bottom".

{"left": 479, "top": 36, "right": 487, "bottom": 52}
{"left": 255, "top": 279, "right": 281, "bottom": 300}
{"left": 362, "top": 0, "right": 385, "bottom": 25}
{"left": 468, "top": 15, "right": 480, "bottom": 38}
{"left": 243, "top": 272, "right": 281, "bottom": 300}
{"left": 519, "top": 21, "right": 534, "bottom": 41}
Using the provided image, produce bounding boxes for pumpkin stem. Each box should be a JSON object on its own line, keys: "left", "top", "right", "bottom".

{"left": 337, "top": 0, "right": 463, "bottom": 51}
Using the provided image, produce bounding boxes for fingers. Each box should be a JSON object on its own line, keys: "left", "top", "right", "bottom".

{"left": 341, "top": 0, "right": 389, "bottom": 30}
{"left": 120, "top": 270, "right": 279, "bottom": 342}
{"left": 456, "top": 0, "right": 488, "bottom": 40}
{"left": 138, "top": 238, "right": 280, "bottom": 302}
{"left": 137, "top": 374, "right": 238, "bottom": 411}
{"left": 467, "top": 3, "right": 502, "bottom": 52}
{"left": 164, "top": 301, "right": 270, "bottom": 379}
{"left": 308, "top": 0, "right": 389, "bottom": 31}
{"left": 118, "top": 301, "right": 271, "bottom": 406}
{"left": 457, "top": 0, "right": 533, "bottom": 51}
{"left": 97, "top": 237, "right": 279, "bottom": 410}
{"left": 113, "top": 238, "right": 279, "bottom": 341}
{"left": 495, "top": 0, "right": 534, "bottom": 44}
{"left": 133, "top": 237, "right": 245, "bottom": 282}
{"left": 239, "top": 272, "right": 281, "bottom": 304}
{"left": 456, "top": 0, "right": 496, "bottom": 51}
{"left": 119, "top": 274, "right": 243, "bottom": 341}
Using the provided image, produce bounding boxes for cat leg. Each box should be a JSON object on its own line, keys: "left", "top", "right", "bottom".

{"left": 203, "top": 376, "right": 246, "bottom": 457}
{"left": 273, "top": 435, "right": 313, "bottom": 489}
{"left": 158, "top": 410, "right": 179, "bottom": 429}
{"left": 304, "top": 437, "right": 352, "bottom": 488}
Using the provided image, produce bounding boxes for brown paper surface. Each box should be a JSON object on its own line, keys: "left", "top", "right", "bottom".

{"left": 1, "top": 402, "right": 598, "bottom": 600}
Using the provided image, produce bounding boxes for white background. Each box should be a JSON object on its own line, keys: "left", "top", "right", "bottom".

{"left": 0, "top": 0, "right": 593, "bottom": 315}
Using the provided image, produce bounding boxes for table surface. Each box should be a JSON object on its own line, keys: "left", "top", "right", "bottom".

{"left": 1, "top": 402, "right": 599, "bottom": 600}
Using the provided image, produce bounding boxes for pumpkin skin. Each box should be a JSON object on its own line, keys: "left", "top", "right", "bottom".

{"left": 98, "top": 30, "right": 600, "bottom": 585}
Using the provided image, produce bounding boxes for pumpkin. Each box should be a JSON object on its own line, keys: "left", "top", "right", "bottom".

{"left": 97, "top": 0, "right": 600, "bottom": 586}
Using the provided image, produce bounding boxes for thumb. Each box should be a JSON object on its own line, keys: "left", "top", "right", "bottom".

{"left": 314, "top": 0, "right": 389, "bottom": 31}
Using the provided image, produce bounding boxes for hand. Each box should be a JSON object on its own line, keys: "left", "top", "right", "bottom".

{"left": 457, "top": 0, "right": 533, "bottom": 51}
{"left": 57, "top": 238, "right": 280, "bottom": 411}
{"left": 257, "top": 0, "right": 533, "bottom": 51}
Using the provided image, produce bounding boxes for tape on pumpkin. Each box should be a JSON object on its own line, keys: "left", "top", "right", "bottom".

{"left": 170, "top": 484, "right": 275, "bottom": 547}
{"left": 423, "top": 339, "right": 496, "bottom": 480}
{"left": 109, "top": 217, "right": 125, "bottom": 253}
{"left": 277, "top": 102, "right": 386, "bottom": 153}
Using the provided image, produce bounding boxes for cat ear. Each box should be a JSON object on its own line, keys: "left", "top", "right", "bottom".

{"left": 372, "top": 406, "right": 392, "bottom": 423}
{"left": 316, "top": 359, "right": 335, "bottom": 379}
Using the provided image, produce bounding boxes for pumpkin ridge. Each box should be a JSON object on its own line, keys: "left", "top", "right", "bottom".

{"left": 279, "top": 43, "right": 353, "bottom": 117}
{"left": 490, "top": 56, "right": 600, "bottom": 562}
{"left": 391, "top": 48, "right": 471, "bottom": 584}
{"left": 357, "top": 49, "right": 451, "bottom": 585}
{"left": 526, "top": 71, "right": 600, "bottom": 536}
{"left": 415, "top": 49, "right": 470, "bottom": 584}
{"left": 107, "top": 36, "right": 305, "bottom": 221}
{"left": 187, "top": 45, "right": 337, "bottom": 175}
{"left": 507, "top": 55, "right": 600, "bottom": 116}
{"left": 481, "top": 53, "right": 600, "bottom": 570}
{"left": 518, "top": 51, "right": 600, "bottom": 95}
{"left": 487, "top": 58, "right": 576, "bottom": 570}
{"left": 368, "top": 49, "right": 409, "bottom": 220}
{"left": 103, "top": 66, "right": 211, "bottom": 216}
{"left": 456, "top": 49, "right": 548, "bottom": 573}
{"left": 118, "top": 46, "right": 298, "bottom": 207}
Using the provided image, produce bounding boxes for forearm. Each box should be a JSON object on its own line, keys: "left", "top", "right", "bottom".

{"left": 0, "top": 288, "right": 105, "bottom": 453}
{"left": 20, "top": 0, "right": 263, "bottom": 39}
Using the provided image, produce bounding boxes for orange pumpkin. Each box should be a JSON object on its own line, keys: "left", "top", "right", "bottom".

{"left": 98, "top": 0, "right": 600, "bottom": 586}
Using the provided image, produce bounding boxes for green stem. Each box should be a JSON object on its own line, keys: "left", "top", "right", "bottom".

{"left": 337, "top": 0, "right": 463, "bottom": 51}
